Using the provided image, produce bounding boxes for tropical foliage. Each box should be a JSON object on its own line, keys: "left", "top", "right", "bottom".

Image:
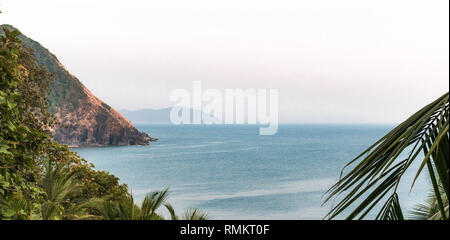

{"left": 410, "top": 183, "right": 448, "bottom": 220}
{"left": 90, "top": 189, "right": 210, "bottom": 220}
{"left": 0, "top": 27, "right": 207, "bottom": 220}
{"left": 324, "top": 92, "right": 449, "bottom": 220}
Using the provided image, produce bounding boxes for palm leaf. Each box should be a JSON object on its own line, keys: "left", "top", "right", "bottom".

{"left": 410, "top": 183, "right": 448, "bottom": 220}
{"left": 164, "top": 203, "right": 178, "bottom": 220}
{"left": 140, "top": 188, "right": 169, "bottom": 220}
{"left": 181, "top": 209, "right": 210, "bottom": 220}
{"left": 324, "top": 92, "right": 449, "bottom": 220}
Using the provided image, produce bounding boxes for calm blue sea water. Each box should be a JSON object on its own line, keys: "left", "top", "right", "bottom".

{"left": 73, "top": 124, "right": 429, "bottom": 219}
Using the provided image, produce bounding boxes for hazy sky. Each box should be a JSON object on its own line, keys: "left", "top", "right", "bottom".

{"left": 1, "top": 0, "right": 448, "bottom": 123}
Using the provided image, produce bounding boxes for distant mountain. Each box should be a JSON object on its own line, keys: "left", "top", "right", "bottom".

{"left": 120, "top": 108, "right": 173, "bottom": 124}
{"left": 1, "top": 25, "right": 155, "bottom": 147}
{"left": 120, "top": 107, "right": 217, "bottom": 124}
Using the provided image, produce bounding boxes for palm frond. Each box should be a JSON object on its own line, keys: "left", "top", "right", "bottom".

{"left": 85, "top": 188, "right": 210, "bottom": 220}
{"left": 40, "top": 159, "right": 81, "bottom": 219}
{"left": 324, "top": 92, "right": 449, "bottom": 220}
{"left": 164, "top": 203, "right": 178, "bottom": 220}
{"left": 181, "top": 209, "right": 210, "bottom": 220}
{"left": 140, "top": 188, "right": 170, "bottom": 218}
{"left": 410, "top": 183, "right": 448, "bottom": 220}
{"left": 41, "top": 159, "right": 80, "bottom": 203}
{"left": 376, "top": 193, "right": 404, "bottom": 220}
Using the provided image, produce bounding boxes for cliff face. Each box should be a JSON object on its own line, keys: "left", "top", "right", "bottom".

{"left": 1, "top": 25, "right": 155, "bottom": 147}
{"left": 51, "top": 84, "right": 154, "bottom": 147}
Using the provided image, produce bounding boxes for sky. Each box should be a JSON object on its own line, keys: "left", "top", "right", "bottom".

{"left": 0, "top": 0, "right": 448, "bottom": 123}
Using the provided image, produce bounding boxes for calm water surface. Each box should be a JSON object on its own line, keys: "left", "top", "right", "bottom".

{"left": 74, "top": 124, "right": 429, "bottom": 219}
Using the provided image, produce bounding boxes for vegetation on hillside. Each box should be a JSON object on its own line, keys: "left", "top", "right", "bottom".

{"left": 1, "top": 24, "right": 153, "bottom": 147}
{"left": 0, "top": 27, "right": 208, "bottom": 220}
{"left": 0, "top": 24, "right": 88, "bottom": 115}
{"left": 324, "top": 92, "right": 449, "bottom": 220}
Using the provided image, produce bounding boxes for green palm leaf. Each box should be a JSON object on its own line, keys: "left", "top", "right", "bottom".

{"left": 40, "top": 159, "right": 81, "bottom": 220}
{"left": 324, "top": 92, "right": 449, "bottom": 220}
{"left": 410, "top": 183, "right": 448, "bottom": 220}
{"left": 180, "top": 209, "right": 210, "bottom": 220}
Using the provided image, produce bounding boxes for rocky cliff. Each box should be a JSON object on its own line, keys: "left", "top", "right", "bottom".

{"left": 1, "top": 25, "right": 156, "bottom": 147}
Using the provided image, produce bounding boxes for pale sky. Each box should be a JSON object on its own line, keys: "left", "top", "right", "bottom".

{"left": 1, "top": 0, "right": 448, "bottom": 123}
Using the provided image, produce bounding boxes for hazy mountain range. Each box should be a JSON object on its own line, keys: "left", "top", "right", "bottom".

{"left": 120, "top": 107, "right": 216, "bottom": 124}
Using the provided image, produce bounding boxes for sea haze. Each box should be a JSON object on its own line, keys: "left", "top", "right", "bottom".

{"left": 119, "top": 108, "right": 217, "bottom": 124}
{"left": 74, "top": 124, "right": 429, "bottom": 219}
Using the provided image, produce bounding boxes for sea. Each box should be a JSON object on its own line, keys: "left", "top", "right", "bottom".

{"left": 73, "top": 124, "right": 429, "bottom": 220}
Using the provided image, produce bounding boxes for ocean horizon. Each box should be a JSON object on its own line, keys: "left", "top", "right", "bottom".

{"left": 73, "top": 124, "right": 430, "bottom": 220}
